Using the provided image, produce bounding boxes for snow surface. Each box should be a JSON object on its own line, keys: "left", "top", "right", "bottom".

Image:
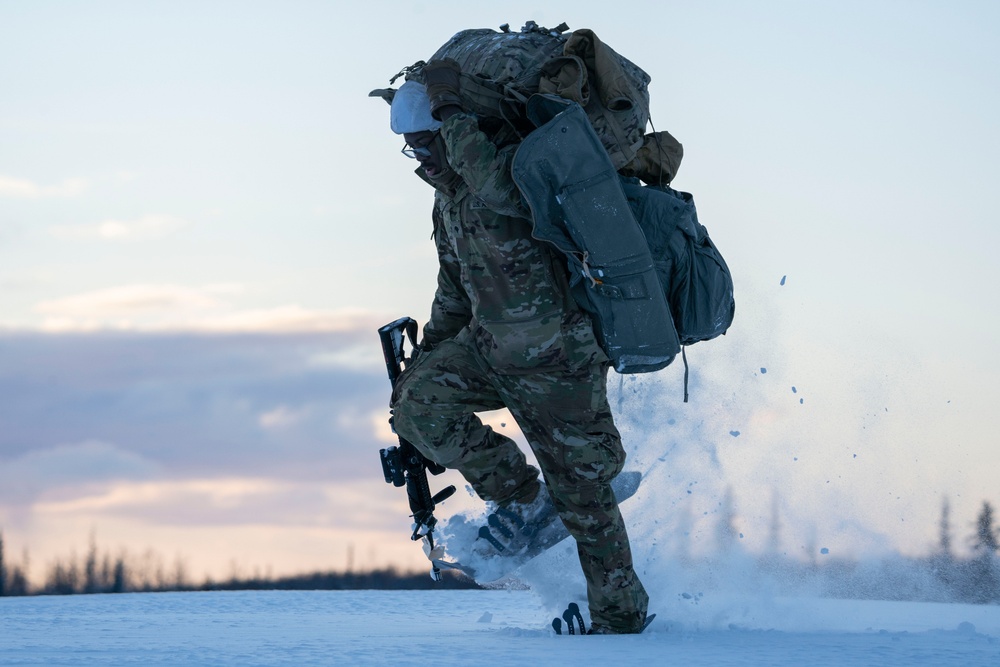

{"left": 1, "top": 589, "right": 999, "bottom": 666}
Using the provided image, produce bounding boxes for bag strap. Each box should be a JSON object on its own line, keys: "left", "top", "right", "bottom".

{"left": 682, "top": 346, "right": 689, "bottom": 403}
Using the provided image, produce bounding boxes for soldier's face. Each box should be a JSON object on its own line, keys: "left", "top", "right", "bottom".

{"left": 403, "top": 131, "right": 446, "bottom": 177}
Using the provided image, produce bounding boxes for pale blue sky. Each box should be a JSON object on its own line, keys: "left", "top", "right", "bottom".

{"left": 2, "top": 1, "right": 999, "bottom": 581}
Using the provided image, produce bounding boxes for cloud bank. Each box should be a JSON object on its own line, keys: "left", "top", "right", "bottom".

{"left": 26, "top": 283, "right": 382, "bottom": 334}
{"left": 49, "top": 214, "right": 189, "bottom": 241}
{"left": 0, "top": 329, "right": 390, "bottom": 496}
{"left": 0, "top": 175, "right": 87, "bottom": 198}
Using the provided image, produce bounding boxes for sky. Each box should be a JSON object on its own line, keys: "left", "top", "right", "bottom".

{"left": 2, "top": 0, "right": 1000, "bottom": 584}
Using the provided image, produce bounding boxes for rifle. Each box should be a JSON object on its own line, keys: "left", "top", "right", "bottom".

{"left": 377, "top": 317, "right": 456, "bottom": 581}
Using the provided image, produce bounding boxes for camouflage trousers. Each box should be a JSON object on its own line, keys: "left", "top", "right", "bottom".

{"left": 391, "top": 336, "right": 649, "bottom": 633}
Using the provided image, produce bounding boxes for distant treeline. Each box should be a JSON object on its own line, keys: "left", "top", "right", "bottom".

{"left": 726, "top": 548, "right": 1000, "bottom": 605}
{"left": 2, "top": 498, "right": 999, "bottom": 602}
{"left": 698, "top": 496, "right": 1000, "bottom": 605}
{"left": 204, "top": 568, "right": 480, "bottom": 593}
{"left": 0, "top": 532, "right": 478, "bottom": 597}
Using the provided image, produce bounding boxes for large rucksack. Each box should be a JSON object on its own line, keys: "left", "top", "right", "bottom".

{"left": 371, "top": 22, "right": 735, "bottom": 389}
{"left": 392, "top": 21, "right": 654, "bottom": 171}
{"left": 371, "top": 21, "right": 683, "bottom": 183}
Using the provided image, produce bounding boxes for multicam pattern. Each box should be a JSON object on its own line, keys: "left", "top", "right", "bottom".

{"left": 421, "top": 113, "right": 610, "bottom": 373}
{"left": 429, "top": 27, "right": 565, "bottom": 99}
{"left": 390, "top": 111, "right": 648, "bottom": 633}
{"left": 417, "top": 24, "right": 650, "bottom": 168}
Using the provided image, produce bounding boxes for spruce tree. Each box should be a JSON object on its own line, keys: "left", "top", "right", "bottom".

{"left": 714, "top": 487, "right": 739, "bottom": 554}
{"left": 939, "top": 497, "right": 953, "bottom": 559}
{"left": 767, "top": 489, "right": 782, "bottom": 555}
{"left": 973, "top": 501, "right": 1000, "bottom": 554}
{"left": 0, "top": 530, "right": 6, "bottom": 597}
{"left": 965, "top": 501, "right": 1000, "bottom": 603}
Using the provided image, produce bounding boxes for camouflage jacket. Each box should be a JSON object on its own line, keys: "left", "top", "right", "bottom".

{"left": 420, "top": 112, "right": 606, "bottom": 373}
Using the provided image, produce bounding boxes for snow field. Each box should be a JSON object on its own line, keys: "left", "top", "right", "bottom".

{"left": 2, "top": 589, "right": 999, "bottom": 666}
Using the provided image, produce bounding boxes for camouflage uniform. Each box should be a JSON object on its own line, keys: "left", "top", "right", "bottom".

{"left": 391, "top": 112, "right": 649, "bottom": 633}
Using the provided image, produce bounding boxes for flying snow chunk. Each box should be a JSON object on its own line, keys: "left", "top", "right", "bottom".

{"left": 780, "top": 275, "right": 787, "bottom": 286}
{"left": 821, "top": 548, "right": 830, "bottom": 555}
{"left": 760, "top": 367, "right": 767, "bottom": 374}
{"left": 729, "top": 430, "right": 741, "bottom": 437}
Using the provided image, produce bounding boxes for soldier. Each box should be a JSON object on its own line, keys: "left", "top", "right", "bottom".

{"left": 385, "top": 59, "right": 649, "bottom": 634}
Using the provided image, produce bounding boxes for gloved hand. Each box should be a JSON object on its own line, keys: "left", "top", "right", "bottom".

{"left": 422, "top": 59, "right": 463, "bottom": 120}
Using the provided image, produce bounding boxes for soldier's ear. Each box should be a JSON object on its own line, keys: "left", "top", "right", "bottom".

{"left": 369, "top": 88, "right": 396, "bottom": 105}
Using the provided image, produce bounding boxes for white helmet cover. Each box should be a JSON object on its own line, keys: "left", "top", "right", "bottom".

{"left": 390, "top": 80, "right": 443, "bottom": 135}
